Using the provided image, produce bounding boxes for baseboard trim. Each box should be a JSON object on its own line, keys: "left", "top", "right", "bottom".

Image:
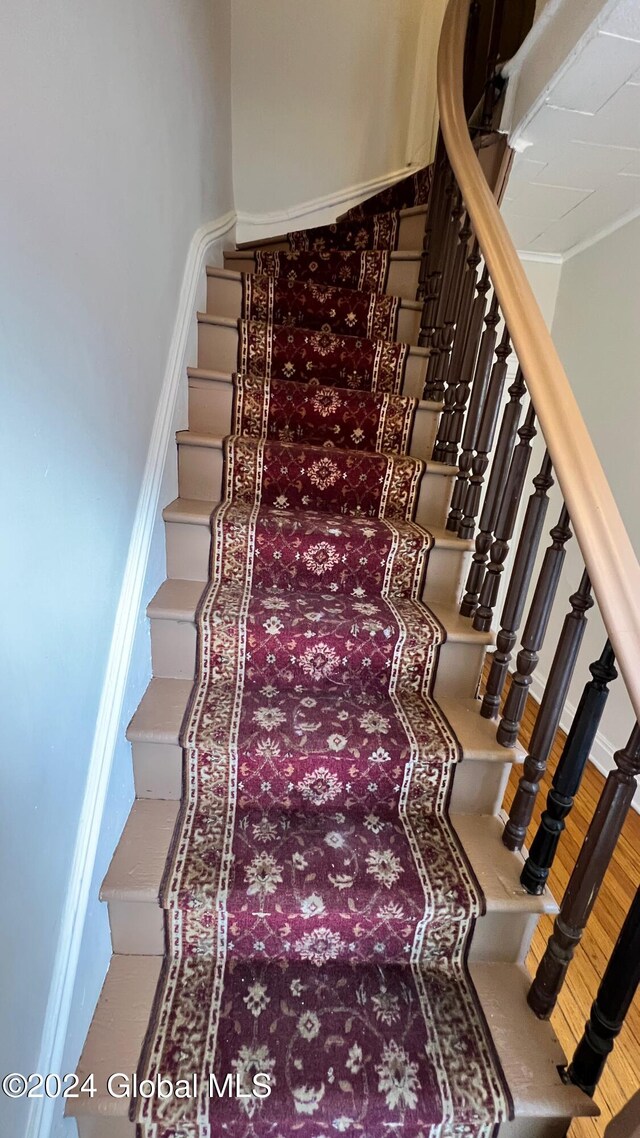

{"left": 25, "top": 208, "right": 236, "bottom": 1138}
{"left": 235, "top": 165, "right": 421, "bottom": 243}
{"left": 527, "top": 670, "right": 639, "bottom": 812}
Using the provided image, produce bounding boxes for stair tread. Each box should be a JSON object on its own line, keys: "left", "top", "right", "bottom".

{"left": 68, "top": 954, "right": 596, "bottom": 1121}
{"left": 128, "top": 680, "right": 518, "bottom": 765}
{"left": 176, "top": 431, "right": 459, "bottom": 477}
{"left": 205, "top": 265, "right": 423, "bottom": 314}
{"left": 223, "top": 249, "right": 424, "bottom": 262}
{"left": 101, "top": 799, "right": 555, "bottom": 916}
{"left": 147, "top": 579, "right": 492, "bottom": 650}
{"left": 197, "top": 309, "right": 431, "bottom": 358}
{"left": 163, "top": 496, "right": 472, "bottom": 548}
{"left": 186, "top": 367, "right": 444, "bottom": 413}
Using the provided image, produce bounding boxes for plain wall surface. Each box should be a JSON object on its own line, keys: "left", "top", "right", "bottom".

{"left": 535, "top": 218, "right": 640, "bottom": 786}
{"left": 0, "top": 3, "right": 232, "bottom": 1134}
{"left": 230, "top": 0, "right": 446, "bottom": 219}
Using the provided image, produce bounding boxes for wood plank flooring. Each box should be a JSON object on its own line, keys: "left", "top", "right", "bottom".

{"left": 494, "top": 680, "right": 640, "bottom": 1138}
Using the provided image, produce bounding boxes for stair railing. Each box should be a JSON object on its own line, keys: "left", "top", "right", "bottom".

{"left": 426, "top": 0, "right": 640, "bottom": 1093}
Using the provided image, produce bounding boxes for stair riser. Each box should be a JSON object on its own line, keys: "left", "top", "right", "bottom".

{"left": 222, "top": 252, "right": 422, "bottom": 301}
{"left": 177, "top": 442, "right": 456, "bottom": 529}
{"left": 149, "top": 614, "right": 487, "bottom": 702}
{"left": 106, "top": 898, "right": 536, "bottom": 963}
{"left": 197, "top": 320, "right": 429, "bottom": 398}
{"left": 206, "top": 274, "right": 422, "bottom": 344}
{"left": 132, "top": 734, "right": 510, "bottom": 815}
{"left": 188, "top": 377, "right": 439, "bottom": 457}
{"left": 164, "top": 519, "right": 467, "bottom": 608}
{"left": 77, "top": 1119, "right": 577, "bottom": 1138}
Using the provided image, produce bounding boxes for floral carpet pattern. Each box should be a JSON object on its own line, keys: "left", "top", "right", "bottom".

{"left": 138, "top": 197, "right": 511, "bottom": 1138}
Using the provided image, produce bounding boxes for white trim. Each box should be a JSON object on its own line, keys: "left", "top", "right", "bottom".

{"left": 562, "top": 200, "right": 640, "bottom": 261}
{"left": 517, "top": 249, "right": 565, "bottom": 264}
{"left": 25, "top": 208, "right": 236, "bottom": 1138}
{"left": 235, "top": 166, "right": 422, "bottom": 243}
{"left": 528, "top": 669, "right": 640, "bottom": 812}
{"left": 513, "top": 202, "right": 640, "bottom": 265}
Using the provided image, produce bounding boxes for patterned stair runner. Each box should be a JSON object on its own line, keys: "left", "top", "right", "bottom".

{"left": 136, "top": 177, "right": 512, "bottom": 1138}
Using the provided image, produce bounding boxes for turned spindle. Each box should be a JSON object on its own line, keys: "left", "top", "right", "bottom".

{"left": 521, "top": 641, "right": 617, "bottom": 893}
{"left": 457, "top": 323, "right": 511, "bottom": 540}
{"left": 481, "top": 452, "right": 554, "bottom": 719}
{"left": 446, "top": 289, "right": 501, "bottom": 520}
{"left": 459, "top": 367, "right": 526, "bottom": 617}
{"left": 566, "top": 883, "right": 640, "bottom": 1094}
{"left": 528, "top": 722, "right": 640, "bottom": 1018}
{"left": 433, "top": 259, "right": 489, "bottom": 463}
{"left": 473, "top": 403, "right": 537, "bottom": 633}
{"left": 496, "top": 505, "right": 573, "bottom": 747}
{"left": 503, "top": 571, "right": 593, "bottom": 852}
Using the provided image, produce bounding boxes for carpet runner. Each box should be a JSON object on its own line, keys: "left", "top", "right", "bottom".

{"left": 241, "top": 275, "right": 400, "bottom": 340}
{"left": 341, "top": 164, "right": 433, "bottom": 221}
{"left": 239, "top": 320, "right": 408, "bottom": 394}
{"left": 137, "top": 185, "right": 512, "bottom": 1137}
{"left": 288, "top": 211, "right": 401, "bottom": 253}
{"left": 254, "top": 250, "right": 390, "bottom": 293}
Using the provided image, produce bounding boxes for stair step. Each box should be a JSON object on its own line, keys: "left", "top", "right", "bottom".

{"left": 235, "top": 204, "right": 428, "bottom": 254}
{"left": 163, "top": 495, "right": 472, "bottom": 607}
{"left": 222, "top": 248, "right": 422, "bottom": 300}
{"left": 186, "top": 367, "right": 442, "bottom": 457}
{"left": 127, "top": 676, "right": 521, "bottom": 815}
{"left": 68, "top": 956, "right": 596, "bottom": 1136}
{"left": 205, "top": 267, "right": 422, "bottom": 343}
{"left": 196, "top": 312, "right": 430, "bottom": 397}
{"left": 176, "top": 429, "right": 458, "bottom": 530}
{"left": 101, "top": 801, "right": 552, "bottom": 960}
{"left": 147, "top": 580, "right": 493, "bottom": 702}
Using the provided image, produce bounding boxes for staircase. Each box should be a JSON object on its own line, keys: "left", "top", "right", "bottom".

{"left": 68, "top": 204, "right": 597, "bottom": 1136}
{"left": 67, "top": 1, "right": 640, "bottom": 1136}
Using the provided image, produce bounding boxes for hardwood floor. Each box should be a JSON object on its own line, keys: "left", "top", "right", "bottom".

{"left": 498, "top": 687, "right": 640, "bottom": 1138}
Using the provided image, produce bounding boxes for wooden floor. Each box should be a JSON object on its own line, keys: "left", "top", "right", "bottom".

{"left": 498, "top": 686, "right": 640, "bottom": 1138}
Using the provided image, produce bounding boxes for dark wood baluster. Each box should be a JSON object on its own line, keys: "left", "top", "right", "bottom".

{"left": 418, "top": 136, "right": 447, "bottom": 301}
{"left": 426, "top": 204, "right": 471, "bottom": 407}
{"left": 433, "top": 264, "right": 491, "bottom": 464}
{"left": 457, "top": 324, "right": 512, "bottom": 539}
{"left": 459, "top": 367, "right": 526, "bottom": 617}
{"left": 503, "top": 571, "right": 594, "bottom": 852}
{"left": 464, "top": 0, "right": 481, "bottom": 99}
{"left": 566, "top": 883, "right": 640, "bottom": 1094}
{"left": 419, "top": 174, "right": 458, "bottom": 356}
{"left": 496, "top": 505, "right": 573, "bottom": 746}
{"left": 521, "top": 641, "right": 617, "bottom": 894}
{"left": 481, "top": 452, "right": 554, "bottom": 719}
{"left": 473, "top": 404, "right": 537, "bottom": 632}
{"left": 429, "top": 237, "right": 481, "bottom": 404}
{"left": 445, "top": 287, "right": 500, "bottom": 506}
{"left": 528, "top": 722, "right": 640, "bottom": 1018}
{"left": 482, "top": 0, "right": 506, "bottom": 129}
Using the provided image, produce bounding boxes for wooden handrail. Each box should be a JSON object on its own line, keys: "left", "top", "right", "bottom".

{"left": 437, "top": 0, "right": 640, "bottom": 722}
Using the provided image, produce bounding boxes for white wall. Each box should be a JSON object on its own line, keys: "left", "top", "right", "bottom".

{"left": 530, "top": 218, "right": 640, "bottom": 793}
{"left": 0, "top": 3, "right": 233, "bottom": 1135}
{"left": 230, "top": 0, "right": 446, "bottom": 237}
{"left": 500, "top": 229, "right": 639, "bottom": 806}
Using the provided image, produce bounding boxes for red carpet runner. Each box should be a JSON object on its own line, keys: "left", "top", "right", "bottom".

{"left": 137, "top": 189, "right": 511, "bottom": 1137}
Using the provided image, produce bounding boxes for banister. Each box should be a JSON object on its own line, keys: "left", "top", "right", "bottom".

{"left": 437, "top": 0, "right": 640, "bottom": 722}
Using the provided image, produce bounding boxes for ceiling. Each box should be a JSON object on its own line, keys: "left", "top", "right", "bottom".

{"left": 500, "top": 0, "right": 640, "bottom": 257}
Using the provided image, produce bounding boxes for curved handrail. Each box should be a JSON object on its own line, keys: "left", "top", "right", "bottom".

{"left": 437, "top": 0, "right": 640, "bottom": 722}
